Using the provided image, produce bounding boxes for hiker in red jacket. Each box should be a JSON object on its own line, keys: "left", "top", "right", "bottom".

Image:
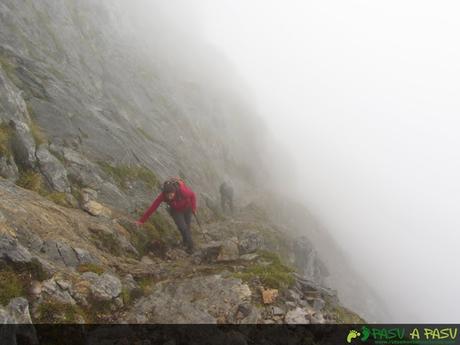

{"left": 136, "top": 178, "right": 197, "bottom": 254}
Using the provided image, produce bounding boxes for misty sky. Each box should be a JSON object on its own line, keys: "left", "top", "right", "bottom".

{"left": 193, "top": 0, "right": 460, "bottom": 322}
{"left": 128, "top": 1, "right": 460, "bottom": 322}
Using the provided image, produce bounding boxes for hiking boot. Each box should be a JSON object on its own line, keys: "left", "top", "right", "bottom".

{"left": 185, "top": 246, "right": 194, "bottom": 255}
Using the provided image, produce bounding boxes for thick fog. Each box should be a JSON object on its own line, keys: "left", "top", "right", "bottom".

{"left": 121, "top": 1, "right": 460, "bottom": 322}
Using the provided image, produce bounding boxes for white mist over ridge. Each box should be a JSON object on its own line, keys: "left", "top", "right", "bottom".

{"left": 191, "top": 0, "right": 460, "bottom": 322}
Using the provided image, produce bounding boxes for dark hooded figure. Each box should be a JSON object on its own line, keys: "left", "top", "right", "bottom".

{"left": 219, "top": 181, "right": 234, "bottom": 215}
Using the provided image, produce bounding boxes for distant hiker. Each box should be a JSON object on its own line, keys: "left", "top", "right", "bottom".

{"left": 219, "top": 181, "right": 234, "bottom": 215}
{"left": 136, "top": 177, "right": 197, "bottom": 254}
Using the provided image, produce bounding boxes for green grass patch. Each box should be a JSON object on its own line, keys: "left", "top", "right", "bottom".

{"left": 16, "top": 170, "right": 46, "bottom": 194}
{"left": 150, "top": 213, "right": 176, "bottom": 236}
{"left": 29, "top": 121, "right": 47, "bottom": 145}
{"left": 35, "top": 301, "right": 86, "bottom": 323}
{"left": 137, "top": 276, "right": 156, "bottom": 296}
{"left": 45, "top": 192, "right": 68, "bottom": 206}
{"left": 0, "top": 122, "right": 13, "bottom": 157}
{"left": 91, "top": 231, "right": 123, "bottom": 257}
{"left": 130, "top": 214, "right": 176, "bottom": 257}
{"left": 121, "top": 287, "right": 143, "bottom": 305}
{"left": 233, "top": 250, "right": 295, "bottom": 290}
{"left": 76, "top": 263, "right": 104, "bottom": 275}
{"left": 0, "top": 270, "right": 24, "bottom": 305}
{"left": 130, "top": 221, "right": 161, "bottom": 257}
{"left": 98, "top": 162, "right": 158, "bottom": 190}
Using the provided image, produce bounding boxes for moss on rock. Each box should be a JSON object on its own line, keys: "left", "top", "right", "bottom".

{"left": 233, "top": 250, "right": 295, "bottom": 290}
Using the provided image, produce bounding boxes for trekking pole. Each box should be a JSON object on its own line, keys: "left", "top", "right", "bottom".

{"left": 193, "top": 212, "right": 208, "bottom": 241}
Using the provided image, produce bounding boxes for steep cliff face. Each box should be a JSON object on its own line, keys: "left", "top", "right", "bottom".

{"left": 0, "top": 0, "right": 267, "bottom": 209}
{"left": 0, "top": 0, "right": 366, "bottom": 325}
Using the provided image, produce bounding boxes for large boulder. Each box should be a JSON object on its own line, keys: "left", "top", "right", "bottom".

{"left": 199, "top": 238, "right": 239, "bottom": 263}
{"left": 40, "top": 278, "right": 76, "bottom": 305}
{"left": 35, "top": 144, "right": 70, "bottom": 193}
{"left": 40, "top": 240, "right": 79, "bottom": 267}
{"left": 238, "top": 232, "right": 263, "bottom": 255}
{"left": 73, "top": 247, "right": 99, "bottom": 265}
{"left": 51, "top": 146, "right": 104, "bottom": 189}
{"left": 0, "top": 234, "right": 33, "bottom": 264}
{"left": 284, "top": 307, "right": 311, "bottom": 324}
{"left": 80, "top": 272, "right": 122, "bottom": 302}
{"left": 0, "top": 297, "right": 37, "bottom": 344}
{"left": 217, "top": 237, "right": 239, "bottom": 262}
{"left": 127, "top": 274, "right": 257, "bottom": 324}
{"left": 10, "top": 120, "right": 37, "bottom": 169}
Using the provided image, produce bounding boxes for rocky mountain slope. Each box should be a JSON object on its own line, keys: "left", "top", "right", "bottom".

{"left": 0, "top": 0, "right": 368, "bottom": 325}
{"left": 0, "top": 177, "right": 363, "bottom": 324}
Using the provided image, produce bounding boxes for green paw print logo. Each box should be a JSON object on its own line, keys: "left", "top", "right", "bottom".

{"left": 347, "top": 330, "right": 361, "bottom": 343}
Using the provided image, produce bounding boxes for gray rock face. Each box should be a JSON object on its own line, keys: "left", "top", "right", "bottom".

{"left": 6, "top": 297, "right": 33, "bottom": 324}
{"left": 199, "top": 238, "right": 239, "bottom": 263}
{"left": 284, "top": 307, "right": 310, "bottom": 324}
{"left": 14, "top": 225, "right": 44, "bottom": 253}
{"left": 238, "top": 232, "right": 262, "bottom": 255}
{"left": 41, "top": 278, "right": 76, "bottom": 304}
{"left": 292, "top": 237, "right": 329, "bottom": 283}
{"left": 35, "top": 144, "right": 70, "bottom": 192}
{"left": 0, "top": 66, "right": 31, "bottom": 124}
{"left": 81, "top": 272, "right": 122, "bottom": 302}
{"left": 217, "top": 237, "right": 239, "bottom": 262}
{"left": 127, "top": 274, "right": 255, "bottom": 323}
{"left": 40, "top": 240, "right": 84, "bottom": 267}
{"left": 312, "top": 298, "right": 326, "bottom": 312}
{"left": 61, "top": 148, "right": 104, "bottom": 189}
{"left": 10, "top": 120, "right": 37, "bottom": 169}
{"left": 272, "top": 306, "right": 285, "bottom": 316}
{"left": 0, "top": 234, "right": 33, "bottom": 263}
{"left": 73, "top": 247, "right": 99, "bottom": 265}
{"left": 0, "top": 298, "right": 38, "bottom": 344}
{"left": 122, "top": 274, "right": 140, "bottom": 292}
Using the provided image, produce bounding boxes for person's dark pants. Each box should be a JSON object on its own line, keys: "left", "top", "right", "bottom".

{"left": 169, "top": 207, "right": 194, "bottom": 251}
{"left": 221, "top": 194, "right": 234, "bottom": 214}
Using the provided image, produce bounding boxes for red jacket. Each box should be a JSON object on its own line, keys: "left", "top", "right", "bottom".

{"left": 138, "top": 181, "right": 197, "bottom": 224}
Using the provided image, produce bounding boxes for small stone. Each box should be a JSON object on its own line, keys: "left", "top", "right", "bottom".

{"left": 239, "top": 253, "right": 258, "bottom": 261}
{"left": 56, "top": 280, "right": 71, "bottom": 290}
{"left": 0, "top": 234, "right": 33, "bottom": 263}
{"left": 28, "top": 281, "right": 42, "bottom": 296}
{"left": 285, "top": 307, "right": 310, "bottom": 324}
{"left": 217, "top": 237, "right": 239, "bottom": 262}
{"left": 141, "top": 256, "right": 155, "bottom": 265}
{"left": 261, "top": 288, "right": 278, "bottom": 304}
{"left": 272, "top": 306, "right": 284, "bottom": 316}
{"left": 310, "top": 313, "right": 326, "bottom": 324}
{"left": 83, "top": 200, "right": 111, "bottom": 217}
